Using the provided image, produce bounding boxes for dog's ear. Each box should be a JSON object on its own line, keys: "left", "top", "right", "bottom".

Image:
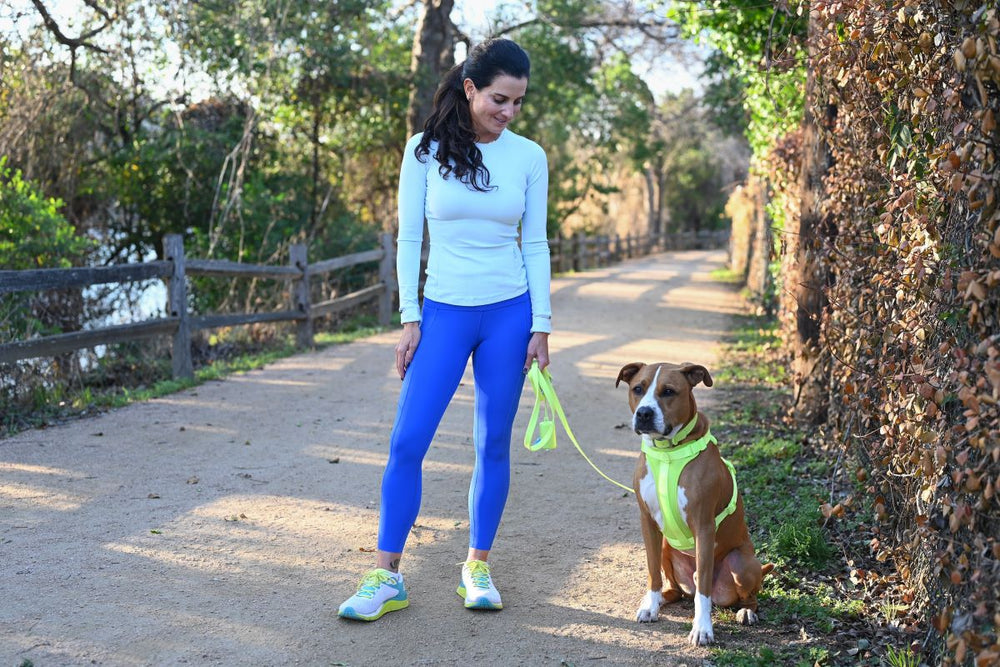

{"left": 680, "top": 364, "right": 713, "bottom": 388}
{"left": 616, "top": 362, "right": 645, "bottom": 387}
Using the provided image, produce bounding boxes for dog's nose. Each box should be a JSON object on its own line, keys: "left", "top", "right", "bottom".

{"left": 635, "top": 406, "right": 655, "bottom": 426}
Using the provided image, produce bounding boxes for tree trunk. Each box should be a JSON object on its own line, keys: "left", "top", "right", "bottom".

{"left": 643, "top": 167, "right": 659, "bottom": 235}
{"left": 746, "top": 176, "right": 772, "bottom": 304}
{"left": 406, "top": 0, "right": 459, "bottom": 138}
{"left": 790, "top": 9, "right": 835, "bottom": 425}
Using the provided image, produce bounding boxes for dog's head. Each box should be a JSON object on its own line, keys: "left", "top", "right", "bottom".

{"left": 615, "top": 362, "right": 713, "bottom": 438}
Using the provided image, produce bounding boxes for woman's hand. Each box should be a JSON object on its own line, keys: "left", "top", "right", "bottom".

{"left": 524, "top": 332, "right": 550, "bottom": 372}
{"left": 396, "top": 322, "right": 421, "bottom": 380}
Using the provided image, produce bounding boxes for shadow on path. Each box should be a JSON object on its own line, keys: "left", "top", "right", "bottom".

{"left": 1, "top": 249, "right": 746, "bottom": 666}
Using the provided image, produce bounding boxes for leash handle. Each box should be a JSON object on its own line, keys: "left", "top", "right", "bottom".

{"left": 524, "top": 362, "right": 557, "bottom": 451}
{"left": 525, "top": 361, "right": 634, "bottom": 493}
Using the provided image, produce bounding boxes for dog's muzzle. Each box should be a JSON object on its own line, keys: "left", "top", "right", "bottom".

{"left": 633, "top": 406, "right": 660, "bottom": 434}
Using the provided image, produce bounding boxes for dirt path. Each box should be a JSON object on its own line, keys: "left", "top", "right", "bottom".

{"left": 1, "top": 249, "right": 748, "bottom": 666}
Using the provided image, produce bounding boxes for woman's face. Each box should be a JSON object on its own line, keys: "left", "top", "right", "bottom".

{"left": 464, "top": 74, "right": 528, "bottom": 143}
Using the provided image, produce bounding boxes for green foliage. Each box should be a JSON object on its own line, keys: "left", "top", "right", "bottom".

{"left": 885, "top": 645, "right": 919, "bottom": 667}
{"left": 0, "top": 158, "right": 95, "bottom": 342}
{"left": 661, "top": 135, "right": 725, "bottom": 230}
{"left": 668, "top": 0, "right": 807, "bottom": 161}
{"left": 771, "top": 522, "right": 832, "bottom": 566}
{"left": 591, "top": 52, "right": 655, "bottom": 168}
{"left": 506, "top": 4, "right": 605, "bottom": 235}
{"left": 701, "top": 51, "right": 750, "bottom": 137}
{"left": 0, "top": 157, "right": 93, "bottom": 270}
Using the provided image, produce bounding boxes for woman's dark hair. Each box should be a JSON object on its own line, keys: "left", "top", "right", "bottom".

{"left": 415, "top": 38, "right": 531, "bottom": 192}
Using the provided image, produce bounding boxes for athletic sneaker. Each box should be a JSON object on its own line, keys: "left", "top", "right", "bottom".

{"left": 457, "top": 560, "right": 503, "bottom": 610}
{"left": 338, "top": 569, "right": 408, "bottom": 621}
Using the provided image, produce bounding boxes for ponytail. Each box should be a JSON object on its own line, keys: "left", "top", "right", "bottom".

{"left": 415, "top": 64, "right": 493, "bottom": 192}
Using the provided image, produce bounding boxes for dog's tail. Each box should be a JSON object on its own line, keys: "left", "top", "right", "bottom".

{"left": 762, "top": 563, "right": 775, "bottom": 578}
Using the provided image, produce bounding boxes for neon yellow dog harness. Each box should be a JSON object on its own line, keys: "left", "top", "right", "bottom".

{"left": 643, "top": 415, "right": 739, "bottom": 552}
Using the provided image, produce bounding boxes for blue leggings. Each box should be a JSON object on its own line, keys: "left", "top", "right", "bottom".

{"left": 378, "top": 292, "right": 532, "bottom": 553}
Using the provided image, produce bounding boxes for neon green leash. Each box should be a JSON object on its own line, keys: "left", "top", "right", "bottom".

{"left": 525, "top": 364, "right": 740, "bottom": 544}
{"left": 524, "top": 361, "right": 634, "bottom": 493}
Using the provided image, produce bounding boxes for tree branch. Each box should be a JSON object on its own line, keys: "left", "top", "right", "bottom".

{"left": 29, "top": 0, "right": 113, "bottom": 53}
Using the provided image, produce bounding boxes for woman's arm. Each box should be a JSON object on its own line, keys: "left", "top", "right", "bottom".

{"left": 396, "top": 134, "right": 427, "bottom": 379}
{"left": 521, "top": 144, "right": 551, "bottom": 369}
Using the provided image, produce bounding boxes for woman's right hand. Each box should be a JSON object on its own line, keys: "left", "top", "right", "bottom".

{"left": 395, "top": 321, "right": 421, "bottom": 379}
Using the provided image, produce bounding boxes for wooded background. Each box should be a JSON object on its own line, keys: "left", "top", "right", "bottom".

{"left": 2, "top": 1, "right": 999, "bottom": 663}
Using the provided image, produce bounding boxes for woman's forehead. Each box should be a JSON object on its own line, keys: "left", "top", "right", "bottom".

{"left": 482, "top": 74, "right": 528, "bottom": 96}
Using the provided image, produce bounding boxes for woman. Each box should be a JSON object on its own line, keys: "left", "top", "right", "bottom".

{"left": 338, "top": 37, "right": 551, "bottom": 621}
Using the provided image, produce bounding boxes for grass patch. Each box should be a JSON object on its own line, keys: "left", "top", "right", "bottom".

{"left": 709, "top": 645, "right": 830, "bottom": 667}
{"left": 704, "top": 305, "right": 870, "bottom": 662}
{"left": 714, "top": 314, "right": 787, "bottom": 385}
{"left": 707, "top": 296, "right": 923, "bottom": 665}
{"left": 759, "top": 578, "right": 861, "bottom": 634}
{"left": 710, "top": 267, "right": 745, "bottom": 284}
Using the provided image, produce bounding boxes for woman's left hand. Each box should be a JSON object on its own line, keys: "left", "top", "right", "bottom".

{"left": 524, "top": 332, "right": 550, "bottom": 372}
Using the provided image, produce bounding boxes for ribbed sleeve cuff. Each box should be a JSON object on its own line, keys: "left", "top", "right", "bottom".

{"left": 400, "top": 306, "right": 421, "bottom": 324}
{"left": 531, "top": 316, "right": 552, "bottom": 334}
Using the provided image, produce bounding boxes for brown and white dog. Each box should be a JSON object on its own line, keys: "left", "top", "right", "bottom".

{"left": 616, "top": 361, "right": 772, "bottom": 646}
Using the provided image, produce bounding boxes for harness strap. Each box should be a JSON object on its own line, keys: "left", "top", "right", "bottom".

{"left": 642, "top": 435, "right": 739, "bottom": 552}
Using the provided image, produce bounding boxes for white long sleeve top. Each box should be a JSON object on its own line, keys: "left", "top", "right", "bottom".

{"left": 396, "top": 129, "right": 552, "bottom": 333}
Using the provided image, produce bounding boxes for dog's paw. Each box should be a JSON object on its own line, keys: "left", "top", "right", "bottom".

{"left": 736, "top": 608, "right": 759, "bottom": 625}
{"left": 689, "top": 593, "right": 714, "bottom": 645}
{"left": 687, "top": 625, "right": 714, "bottom": 646}
{"left": 635, "top": 590, "right": 663, "bottom": 622}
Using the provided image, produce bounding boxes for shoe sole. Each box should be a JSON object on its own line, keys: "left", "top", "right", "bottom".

{"left": 456, "top": 585, "right": 503, "bottom": 610}
{"left": 338, "top": 597, "right": 409, "bottom": 621}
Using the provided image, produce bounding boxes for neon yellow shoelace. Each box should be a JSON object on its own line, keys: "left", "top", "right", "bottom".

{"left": 466, "top": 560, "right": 492, "bottom": 589}
{"left": 356, "top": 570, "right": 395, "bottom": 599}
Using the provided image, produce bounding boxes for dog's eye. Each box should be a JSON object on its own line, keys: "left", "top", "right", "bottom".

{"left": 660, "top": 387, "right": 675, "bottom": 397}
{"left": 632, "top": 385, "right": 644, "bottom": 395}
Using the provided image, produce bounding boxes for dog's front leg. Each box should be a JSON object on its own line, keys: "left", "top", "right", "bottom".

{"left": 636, "top": 504, "right": 665, "bottom": 622}
{"left": 688, "top": 522, "right": 716, "bottom": 646}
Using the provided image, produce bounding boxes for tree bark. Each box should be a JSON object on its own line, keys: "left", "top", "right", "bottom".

{"left": 406, "top": 0, "right": 460, "bottom": 138}
{"left": 746, "top": 176, "right": 772, "bottom": 304}
{"left": 790, "top": 9, "right": 835, "bottom": 425}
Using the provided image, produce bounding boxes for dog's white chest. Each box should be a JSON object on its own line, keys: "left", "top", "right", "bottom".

{"left": 638, "top": 462, "right": 664, "bottom": 531}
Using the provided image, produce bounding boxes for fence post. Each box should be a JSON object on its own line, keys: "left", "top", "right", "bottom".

{"left": 378, "top": 232, "right": 395, "bottom": 326}
{"left": 164, "top": 234, "right": 193, "bottom": 380}
{"left": 575, "top": 232, "right": 586, "bottom": 271}
{"left": 290, "top": 243, "right": 312, "bottom": 348}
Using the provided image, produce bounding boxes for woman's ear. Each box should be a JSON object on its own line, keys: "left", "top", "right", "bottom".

{"left": 463, "top": 78, "right": 476, "bottom": 101}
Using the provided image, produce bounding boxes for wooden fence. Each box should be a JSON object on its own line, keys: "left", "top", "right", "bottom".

{"left": 0, "top": 228, "right": 727, "bottom": 380}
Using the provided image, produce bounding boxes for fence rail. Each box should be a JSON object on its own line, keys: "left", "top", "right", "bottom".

{"left": 0, "top": 228, "right": 727, "bottom": 379}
